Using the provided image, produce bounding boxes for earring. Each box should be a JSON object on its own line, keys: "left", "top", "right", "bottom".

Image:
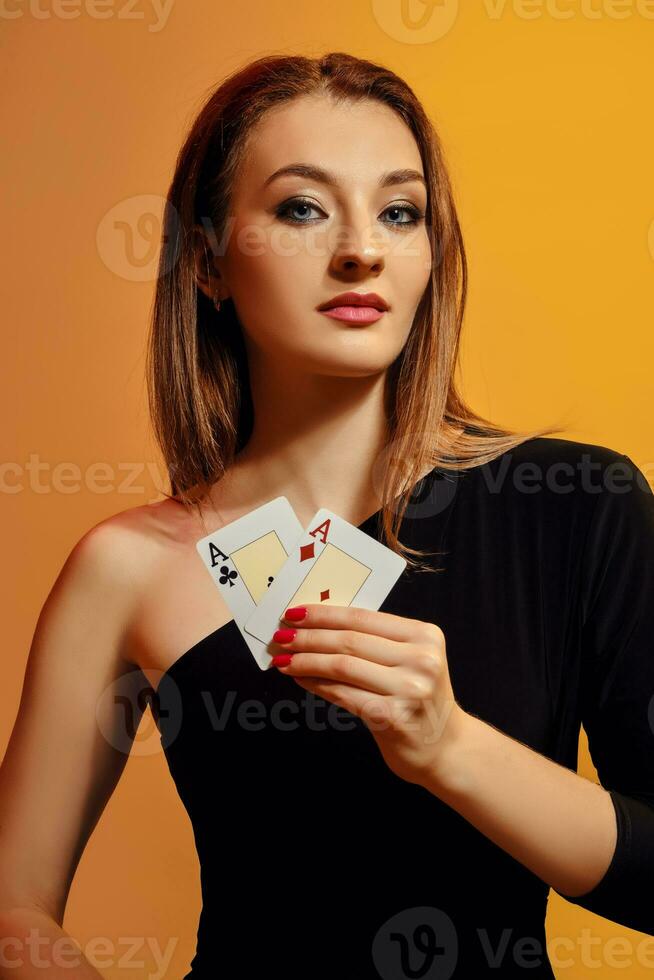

{"left": 212, "top": 292, "right": 221, "bottom": 313}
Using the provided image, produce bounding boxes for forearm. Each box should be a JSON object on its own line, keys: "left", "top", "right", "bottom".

{"left": 0, "top": 906, "right": 104, "bottom": 978}
{"left": 424, "top": 709, "right": 618, "bottom": 897}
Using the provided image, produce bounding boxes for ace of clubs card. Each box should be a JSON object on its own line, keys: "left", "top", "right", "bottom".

{"left": 195, "top": 496, "right": 304, "bottom": 670}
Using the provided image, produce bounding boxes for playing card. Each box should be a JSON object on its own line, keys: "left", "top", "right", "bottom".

{"left": 243, "top": 508, "right": 407, "bottom": 645}
{"left": 195, "top": 496, "right": 304, "bottom": 669}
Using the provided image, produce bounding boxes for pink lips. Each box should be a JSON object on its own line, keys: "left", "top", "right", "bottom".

{"left": 319, "top": 306, "right": 385, "bottom": 324}
{"left": 316, "top": 290, "right": 389, "bottom": 324}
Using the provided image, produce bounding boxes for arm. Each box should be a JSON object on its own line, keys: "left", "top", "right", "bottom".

{"left": 422, "top": 709, "right": 618, "bottom": 896}
{"left": 0, "top": 523, "right": 148, "bottom": 977}
{"left": 422, "top": 452, "right": 654, "bottom": 935}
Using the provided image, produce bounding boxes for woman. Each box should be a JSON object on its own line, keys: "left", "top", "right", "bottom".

{"left": 1, "top": 52, "right": 652, "bottom": 979}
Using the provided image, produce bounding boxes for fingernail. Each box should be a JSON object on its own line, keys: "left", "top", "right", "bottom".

{"left": 284, "top": 606, "right": 307, "bottom": 621}
{"left": 273, "top": 628, "right": 296, "bottom": 644}
{"left": 272, "top": 654, "right": 293, "bottom": 668}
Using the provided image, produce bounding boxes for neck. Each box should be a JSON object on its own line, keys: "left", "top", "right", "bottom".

{"left": 221, "top": 355, "right": 395, "bottom": 529}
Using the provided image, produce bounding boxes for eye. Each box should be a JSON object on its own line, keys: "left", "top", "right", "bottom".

{"left": 381, "top": 203, "right": 425, "bottom": 229}
{"left": 274, "top": 197, "right": 426, "bottom": 230}
{"left": 275, "top": 197, "right": 324, "bottom": 224}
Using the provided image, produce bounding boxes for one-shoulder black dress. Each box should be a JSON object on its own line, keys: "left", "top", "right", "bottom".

{"left": 153, "top": 437, "right": 654, "bottom": 978}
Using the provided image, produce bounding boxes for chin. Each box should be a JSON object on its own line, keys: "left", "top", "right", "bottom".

{"left": 315, "top": 353, "right": 396, "bottom": 378}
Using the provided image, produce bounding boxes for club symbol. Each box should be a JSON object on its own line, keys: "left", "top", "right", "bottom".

{"left": 219, "top": 565, "right": 238, "bottom": 588}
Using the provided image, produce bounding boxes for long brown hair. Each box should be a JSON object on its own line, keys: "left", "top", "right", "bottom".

{"left": 146, "top": 51, "right": 565, "bottom": 573}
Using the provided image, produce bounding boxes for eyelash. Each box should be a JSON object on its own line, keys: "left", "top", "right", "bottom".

{"left": 275, "top": 196, "right": 425, "bottom": 230}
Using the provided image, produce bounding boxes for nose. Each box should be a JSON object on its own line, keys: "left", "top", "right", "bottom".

{"left": 328, "top": 207, "right": 386, "bottom": 277}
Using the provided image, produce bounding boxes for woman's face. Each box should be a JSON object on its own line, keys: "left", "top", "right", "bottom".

{"left": 209, "top": 93, "right": 432, "bottom": 377}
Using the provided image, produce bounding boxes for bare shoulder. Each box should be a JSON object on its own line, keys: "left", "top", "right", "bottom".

{"left": 54, "top": 496, "right": 202, "bottom": 662}
{"left": 84, "top": 493, "right": 200, "bottom": 555}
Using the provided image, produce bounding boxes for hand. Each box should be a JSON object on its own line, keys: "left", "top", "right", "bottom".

{"left": 271, "top": 604, "right": 467, "bottom": 789}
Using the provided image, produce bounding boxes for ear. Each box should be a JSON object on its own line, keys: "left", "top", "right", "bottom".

{"left": 193, "top": 225, "right": 226, "bottom": 302}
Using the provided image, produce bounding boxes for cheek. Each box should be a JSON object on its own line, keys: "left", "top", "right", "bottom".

{"left": 389, "top": 231, "right": 432, "bottom": 286}
{"left": 228, "top": 262, "right": 319, "bottom": 354}
{"left": 230, "top": 232, "right": 317, "bottom": 310}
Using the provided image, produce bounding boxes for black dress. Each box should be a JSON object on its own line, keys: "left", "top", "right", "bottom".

{"left": 153, "top": 436, "right": 654, "bottom": 978}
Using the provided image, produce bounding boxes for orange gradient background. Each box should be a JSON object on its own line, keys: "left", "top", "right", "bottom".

{"left": 2, "top": 2, "right": 653, "bottom": 977}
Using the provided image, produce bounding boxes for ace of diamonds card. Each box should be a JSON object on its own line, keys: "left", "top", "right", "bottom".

{"left": 243, "top": 508, "right": 407, "bottom": 646}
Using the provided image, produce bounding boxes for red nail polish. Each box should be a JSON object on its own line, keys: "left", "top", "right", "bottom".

{"left": 272, "top": 654, "right": 293, "bottom": 668}
{"left": 273, "top": 628, "right": 296, "bottom": 644}
{"left": 284, "top": 606, "right": 307, "bottom": 621}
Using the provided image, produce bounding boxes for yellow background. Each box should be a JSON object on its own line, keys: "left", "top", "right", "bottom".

{"left": 2, "top": 1, "right": 653, "bottom": 976}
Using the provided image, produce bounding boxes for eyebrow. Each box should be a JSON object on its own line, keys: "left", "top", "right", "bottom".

{"left": 263, "top": 163, "right": 427, "bottom": 190}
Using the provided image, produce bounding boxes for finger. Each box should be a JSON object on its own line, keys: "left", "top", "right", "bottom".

{"left": 274, "top": 625, "right": 406, "bottom": 667}
{"left": 292, "top": 676, "right": 391, "bottom": 725}
{"left": 281, "top": 603, "right": 432, "bottom": 644}
{"left": 276, "top": 649, "right": 403, "bottom": 696}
